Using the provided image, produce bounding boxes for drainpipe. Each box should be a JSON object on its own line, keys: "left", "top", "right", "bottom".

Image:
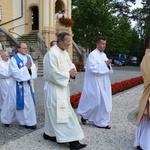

{"left": 0, "top": 0, "right": 23, "bottom": 26}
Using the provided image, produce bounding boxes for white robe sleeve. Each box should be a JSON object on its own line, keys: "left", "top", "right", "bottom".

{"left": 9, "top": 57, "right": 32, "bottom": 82}
{"left": 0, "top": 67, "right": 10, "bottom": 79}
{"left": 30, "top": 63, "right": 37, "bottom": 79}
{"left": 88, "top": 53, "right": 111, "bottom": 75}
{"left": 0, "top": 61, "right": 11, "bottom": 79}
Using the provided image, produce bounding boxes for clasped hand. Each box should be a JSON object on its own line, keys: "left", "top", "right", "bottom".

{"left": 25, "top": 61, "right": 32, "bottom": 69}
{"left": 70, "top": 68, "right": 77, "bottom": 78}
{"left": 105, "top": 59, "right": 112, "bottom": 66}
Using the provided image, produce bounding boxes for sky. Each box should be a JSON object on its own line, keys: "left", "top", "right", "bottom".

{"left": 131, "top": 0, "right": 142, "bottom": 9}
{"left": 130, "top": 0, "right": 142, "bottom": 27}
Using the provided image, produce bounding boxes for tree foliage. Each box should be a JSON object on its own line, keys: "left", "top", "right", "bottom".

{"left": 72, "top": 0, "right": 115, "bottom": 51}
{"left": 72, "top": 0, "right": 148, "bottom": 60}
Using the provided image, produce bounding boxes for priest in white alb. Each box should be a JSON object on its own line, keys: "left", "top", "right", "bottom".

{"left": 0, "top": 51, "right": 11, "bottom": 110}
{"left": 1, "top": 43, "right": 37, "bottom": 129}
{"left": 43, "top": 32, "right": 87, "bottom": 150}
{"left": 77, "top": 37, "right": 113, "bottom": 129}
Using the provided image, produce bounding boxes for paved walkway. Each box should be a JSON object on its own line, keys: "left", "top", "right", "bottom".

{"left": 0, "top": 66, "right": 142, "bottom": 150}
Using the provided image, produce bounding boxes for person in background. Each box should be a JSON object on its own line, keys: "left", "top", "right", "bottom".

{"left": 77, "top": 37, "right": 113, "bottom": 129}
{"left": 43, "top": 32, "right": 87, "bottom": 150}
{"left": 0, "top": 43, "right": 4, "bottom": 60}
{"left": 50, "top": 40, "right": 57, "bottom": 47}
{"left": 1, "top": 42, "right": 37, "bottom": 129}
{"left": 0, "top": 51, "right": 11, "bottom": 111}
{"left": 57, "top": 11, "right": 62, "bottom": 19}
{"left": 57, "top": 10, "right": 66, "bottom": 19}
{"left": 134, "top": 35, "right": 150, "bottom": 150}
{"left": 61, "top": 10, "right": 66, "bottom": 18}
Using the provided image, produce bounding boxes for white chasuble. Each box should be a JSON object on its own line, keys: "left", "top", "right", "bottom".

{"left": 43, "top": 45, "right": 84, "bottom": 142}
{"left": 44, "top": 45, "right": 73, "bottom": 123}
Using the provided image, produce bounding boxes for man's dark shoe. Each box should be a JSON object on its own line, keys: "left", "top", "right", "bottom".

{"left": 25, "top": 125, "right": 37, "bottom": 129}
{"left": 81, "top": 116, "right": 86, "bottom": 125}
{"left": 97, "top": 125, "right": 111, "bottom": 129}
{"left": 69, "top": 141, "right": 87, "bottom": 150}
{"left": 137, "top": 146, "right": 143, "bottom": 150}
{"left": 43, "top": 133, "right": 57, "bottom": 142}
{"left": 4, "top": 124, "right": 10, "bottom": 127}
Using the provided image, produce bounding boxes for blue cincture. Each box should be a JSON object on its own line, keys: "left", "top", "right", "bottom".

{"left": 13, "top": 54, "right": 35, "bottom": 110}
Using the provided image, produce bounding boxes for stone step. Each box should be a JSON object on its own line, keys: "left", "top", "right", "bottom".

{"left": 38, "top": 63, "right": 43, "bottom": 66}
{"left": 37, "top": 70, "right": 43, "bottom": 75}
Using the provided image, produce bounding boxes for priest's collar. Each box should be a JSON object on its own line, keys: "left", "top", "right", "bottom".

{"left": 17, "top": 53, "right": 28, "bottom": 59}
{"left": 56, "top": 45, "right": 65, "bottom": 52}
{"left": 96, "top": 48, "right": 104, "bottom": 53}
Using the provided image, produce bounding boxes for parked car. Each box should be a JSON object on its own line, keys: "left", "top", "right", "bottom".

{"left": 129, "top": 56, "right": 138, "bottom": 66}
{"left": 114, "top": 60, "right": 123, "bottom": 66}
{"left": 108, "top": 54, "right": 128, "bottom": 66}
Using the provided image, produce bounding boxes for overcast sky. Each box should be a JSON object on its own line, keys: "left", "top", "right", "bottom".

{"left": 130, "top": 0, "right": 142, "bottom": 27}
{"left": 131, "top": 0, "right": 142, "bottom": 9}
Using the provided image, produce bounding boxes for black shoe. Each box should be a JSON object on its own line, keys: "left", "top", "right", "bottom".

{"left": 137, "top": 146, "right": 143, "bottom": 150}
{"left": 4, "top": 124, "right": 10, "bottom": 127}
{"left": 25, "top": 125, "right": 37, "bottom": 129}
{"left": 69, "top": 141, "right": 87, "bottom": 150}
{"left": 81, "top": 116, "right": 86, "bottom": 125}
{"left": 43, "top": 133, "right": 57, "bottom": 142}
{"left": 97, "top": 125, "right": 111, "bottom": 129}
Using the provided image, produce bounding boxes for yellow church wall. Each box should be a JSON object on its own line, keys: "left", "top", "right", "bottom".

{"left": 26, "top": 0, "right": 39, "bottom": 6}
{"left": 0, "top": 0, "right": 13, "bottom": 31}
{"left": 12, "top": 0, "right": 25, "bottom": 38}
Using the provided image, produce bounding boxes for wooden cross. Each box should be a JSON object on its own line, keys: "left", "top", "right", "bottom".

{"left": 59, "top": 105, "right": 66, "bottom": 111}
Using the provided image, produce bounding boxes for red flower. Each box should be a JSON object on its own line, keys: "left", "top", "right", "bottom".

{"left": 59, "top": 18, "right": 74, "bottom": 27}
{"left": 70, "top": 92, "right": 82, "bottom": 108}
{"left": 70, "top": 76, "right": 144, "bottom": 109}
{"left": 75, "top": 62, "right": 85, "bottom": 72}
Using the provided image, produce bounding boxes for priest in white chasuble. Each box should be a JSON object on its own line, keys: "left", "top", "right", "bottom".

{"left": 43, "top": 32, "right": 87, "bottom": 150}
{"left": 77, "top": 37, "right": 113, "bottom": 129}
{"left": 1, "top": 43, "right": 37, "bottom": 129}
{"left": 0, "top": 51, "right": 11, "bottom": 110}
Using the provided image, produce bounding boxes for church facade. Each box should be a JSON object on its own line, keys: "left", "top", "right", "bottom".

{"left": 0, "top": 0, "right": 73, "bottom": 58}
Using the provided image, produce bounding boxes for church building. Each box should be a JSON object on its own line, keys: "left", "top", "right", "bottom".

{"left": 0, "top": 0, "right": 73, "bottom": 59}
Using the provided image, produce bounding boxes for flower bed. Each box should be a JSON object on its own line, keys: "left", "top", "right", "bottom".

{"left": 70, "top": 76, "right": 143, "bottom": 109}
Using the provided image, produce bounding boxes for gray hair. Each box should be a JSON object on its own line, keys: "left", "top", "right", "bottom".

{"left": 0, "top": 51, "right": 8, "bottom": 56}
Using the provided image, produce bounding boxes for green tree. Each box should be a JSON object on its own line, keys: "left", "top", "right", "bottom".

{"left": 72, "top": 0, "right": 143, "bottom": 59}
{"left": 72, "top": 0, "right": 116, "bottom": 51}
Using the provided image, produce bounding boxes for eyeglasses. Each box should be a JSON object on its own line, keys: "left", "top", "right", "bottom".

{"left": 20, "top": 47, "right": 28, "bottom": 49}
